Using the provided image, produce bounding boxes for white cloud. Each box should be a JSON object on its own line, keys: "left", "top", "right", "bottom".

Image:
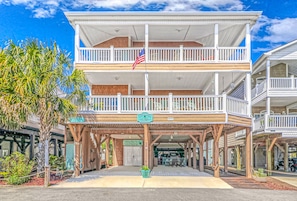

{"left": 0, "top": 0, "right": 245, "bottom": 18}
{"left": 253, "top": 15, "right": 297, "bottom": 43}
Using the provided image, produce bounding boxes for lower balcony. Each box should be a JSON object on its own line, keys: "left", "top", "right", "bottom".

{"left": 253, "top": 114, "right": 297, "bottom": 136}
{"left": 77, "top": 94, "right": 248, "bottom": 116}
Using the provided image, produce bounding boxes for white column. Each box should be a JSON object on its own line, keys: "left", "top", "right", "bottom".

{"left": 110, "top": 45, "right": 114, "bottom": 62}
{"left": 75, "top": 24, "right": 80, "bottom": 63}
{"left": 145, "top": 73, "right": 149, "bottom": 108}
{"left": 215, "top": 72, "right": 219, "bottom": 110}
{"left": 245, "top": 73, "right": 252, "bottom": 116}
{"left": 214, "top": 24, "right": 219, "bottom": 62}
{"left": 145, "top": 24, "right": 149, "bottom": 63}
{"left": 245, "top": 23, "right": 251, "bottom": 61}
{"left": 266, "top": 60, "right": 271, "bottom": 115}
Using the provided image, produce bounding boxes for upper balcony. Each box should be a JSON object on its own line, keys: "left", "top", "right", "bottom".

{"left": 65, "top": 12, "right": 261, "bottom": 71}
{"left": 252, "top": 77, "right": 297, "bottom": 104}
{"left": 77, "top": 46, "right": 248, "bottom": 64}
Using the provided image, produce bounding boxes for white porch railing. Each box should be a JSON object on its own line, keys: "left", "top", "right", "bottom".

{"left": 78, "top": 46, "right": 247, "bottom": 63}
{"left": 253, "top": 116, "right": 265, "bottom": 131}
{"left": 78, "top": 94, "right": 248, "bottom": 116}
{"left": 251, "top": 80, "right": 266, "bottom": 99}
{"left": 268, "top": 115, "right": 297, "bottom": 128}
{"left": 270, "top": 77, "right": 297, "bottom": 89}
{"left": 253, "top": 114, "right": 297, "bottom": 132}
{"left": 226, "top": 96, "right": 248, "bottom": 115}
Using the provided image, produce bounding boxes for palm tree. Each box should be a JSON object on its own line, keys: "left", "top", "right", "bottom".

{"left": 0, "top": 39, "right": 87, "bottom": 173}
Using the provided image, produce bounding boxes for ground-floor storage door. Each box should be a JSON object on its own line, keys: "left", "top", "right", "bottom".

{"left": 123, "top": 146, "right": 142, "bottom": 166}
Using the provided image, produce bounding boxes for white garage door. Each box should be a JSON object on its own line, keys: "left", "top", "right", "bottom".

{"left": 123, "top": 146, "right": 142, "bottom": 166}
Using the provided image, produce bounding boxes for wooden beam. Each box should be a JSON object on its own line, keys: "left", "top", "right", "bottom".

{"left": 212, "top": 124, "right": 224, "bottom": 178}
{"left": 143, "top": 124, "right": 149, "bottom": 166}
{"left": 189, "top": 135, "right": 199, "bottom": 144}
{"left": 225, "top": 126, "right": 245, "bottom": 134}
{"left": 150, "top": 135, "right": 162, "bottom": 147}
{"left": 68, "top": 124, "right": 78, "bottom": 142}
{"left": 137, "top": 134, "right": 143, "bottom": 139}
{"left": 245, "top": 128, "right": 252, "bottom": 178}
{"left": 274, "top": 143, "right": 284, "bottom": 153}
{"left": 268, "top": 137, "right": 278, "bottom": 152}
{"left": 224, "top": 131, "right": 228, "bottom": 173}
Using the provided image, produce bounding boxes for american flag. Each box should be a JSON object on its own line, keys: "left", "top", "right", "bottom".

{"left": 132, "top": 48, "right": 145, "bottom": 70}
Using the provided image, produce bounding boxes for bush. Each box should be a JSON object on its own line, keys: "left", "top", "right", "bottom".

{"left": 0, "top": 152, "right": 35, "bottom": 185}
{"left": 49, "top": 155, "right": 66, "bottom": 170}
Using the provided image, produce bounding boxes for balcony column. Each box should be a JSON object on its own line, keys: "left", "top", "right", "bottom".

{"left": 214, "top": 72, "right": 219, "bottom": 111}
{"left": 145, "top": 73, "right": 149, "bottom": 108}
{"left": 245, "top": 73, "right": 252, "bottom": 116}
{"left": 214, "top": 23, "right": 219, "bottom": 62}
{"left": 75, "top": 24, "right": 80, "bottom": 63}
{"left": 245, "top": 23, "right": 251, "bottom": 61}
{"left": 266, "top": 59, "right": 271, "bottom": 115}
{"left": 145, "top": 24, "right": 149, "bottom": 63}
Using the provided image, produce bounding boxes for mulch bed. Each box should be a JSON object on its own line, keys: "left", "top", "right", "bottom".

{"left": 0, "top": 175, "right": 67, "bottom": 187}
{"left": 222, "top": 176, "right": 297, "bottom": 191}
{"left": 264, "top": 177, "right": 297, "bottom": 191}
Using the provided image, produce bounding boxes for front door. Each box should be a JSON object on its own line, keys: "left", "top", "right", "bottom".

{"left": 124, "top": 146, "right": 142, "bottom": 166}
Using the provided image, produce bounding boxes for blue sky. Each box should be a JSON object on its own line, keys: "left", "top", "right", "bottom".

{"left": 0, "top": 0, "right": 297, "bottom": 62}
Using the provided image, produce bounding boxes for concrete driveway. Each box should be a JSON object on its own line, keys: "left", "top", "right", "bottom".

{"left": 52, "top": 166, "right": 232, "bottom": 189}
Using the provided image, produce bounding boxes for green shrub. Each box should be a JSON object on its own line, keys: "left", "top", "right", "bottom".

{"left": 0, "top": 152, "right": 35, "bottom": 185}
{"left": 49, "top": 155, "right": 66, "bottom": 170}
{"left": 141, "top": 165, "right": 150, "bottom": 171}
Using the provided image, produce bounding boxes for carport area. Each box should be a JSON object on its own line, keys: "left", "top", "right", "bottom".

{"left": 53, "top": 166, "right": 232, "bottom": 188}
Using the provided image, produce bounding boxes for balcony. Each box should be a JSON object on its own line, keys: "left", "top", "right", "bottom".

{"left": 253, "top": 114, "right": 297, "bottom": 135}
{"left": 77, "top": 46, "right": 248, "bottom": 64}
{"left": 252, "top": 77, "right": 297, "bottom": 101}
{"left": 77, "top": 94, "right": 248, "bottom": 117}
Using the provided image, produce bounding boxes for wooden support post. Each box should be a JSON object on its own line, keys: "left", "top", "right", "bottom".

{"left": 30, "top": 134, "right": 35, "bottom": 160}
{"left": 266, "top": 138, "right": 271, "bottom": 176}
{"left": 205, "top": 141, "right": 208, "bottom": 166}
{"left": 53, "top": 138, "right": 57, "bottom": 156}
{"left": 193, "top": 140, "right": 197, "bottom": 169}
{"left": 95, "top": 134, "right": 102, "bottom": 170}
{"left": 245, "top": 128, "right": 252, "bottom": 178}
{"left": 188, "top": 141, "right": 192, "bottom": 167}
{"left": 284, "top": 143, "right": 289, "bottom": 172}
{"left": 69, "top": 124, "right": 85, "bottom": 177}
{"left": 143, "top": 124, "right": 149, "bottom": 167}
{"left": 199, "top": 131, "right": 206, "bottom": 172}
{"left": 236, "top": 146, "right": 241, "bottom": 170}
{"left": 224, "top": 131, "right": 228, "bottom": 173}
{"left": 105, "top": 136, "right": 110, "bottom": 168}
{"left": 212, "top": 125, "right": 224, "bottom": 178}
{"left": 184, "top": 143, "right": 188, "bottom": 164}
{"left": 64, "top": 127, "right": 67, "bottom": 157}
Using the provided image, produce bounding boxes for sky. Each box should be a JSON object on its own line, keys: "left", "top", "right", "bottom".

{"left": 0, "top": 0, "right": 297, "bottom": 63}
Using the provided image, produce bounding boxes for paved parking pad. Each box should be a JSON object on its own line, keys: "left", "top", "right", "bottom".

{"left": 53, "top": 166, "right": 232, "bottom": 189}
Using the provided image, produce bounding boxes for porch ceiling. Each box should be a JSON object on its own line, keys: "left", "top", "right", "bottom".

{"left": 85, "top": 71, "right": 243, "bottom": 94}
{"left": 65, "top": 12, "right": 261, "bottom": 48}
{"left": 253, "top": 97, "right": 297, "bottom": 108}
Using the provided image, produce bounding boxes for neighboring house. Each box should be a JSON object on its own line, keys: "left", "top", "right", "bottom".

{"left": 218, "top": 39, "right": 297, "bottom": 174}
{"left": 65, "top": 11, "right": 261, "bottom": 177}
{"left": 251, "top": 39, "right": 297, "bottom": 173}
{"left": 0, "top": 116, "right": 65, "bottom": 159}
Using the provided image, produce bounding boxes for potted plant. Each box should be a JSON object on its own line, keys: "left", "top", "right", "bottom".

{"left": 140, "top": 165, "right": 150, "bottom": 178}
{"left": 252, "top": 168, "right": 267, "bottom": 182}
